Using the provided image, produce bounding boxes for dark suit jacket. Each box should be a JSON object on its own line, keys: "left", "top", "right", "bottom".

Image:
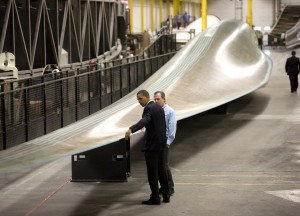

{"left": 130, "top": 101, "right": 166, "bottom": 151}
{"left": 285, "top": 56, "right": 300, "bottom": 76}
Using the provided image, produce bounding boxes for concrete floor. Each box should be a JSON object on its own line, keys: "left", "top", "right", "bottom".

{"left": 1, "top": 47, "right": 300, "bottom": 216}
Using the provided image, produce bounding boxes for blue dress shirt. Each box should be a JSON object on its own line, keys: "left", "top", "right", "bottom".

{"left": 163, "top": 104, "right": 177, "bottom": 145}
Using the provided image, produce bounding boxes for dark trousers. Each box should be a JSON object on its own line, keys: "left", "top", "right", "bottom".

{"left": 289, "top": 74, "right": 298, "bottom": 92}
{"left": 144, "top": 150, "right": 168, "bottom": 200}
{"left": 163, "top": 146, "right": 174, "bottom": 194}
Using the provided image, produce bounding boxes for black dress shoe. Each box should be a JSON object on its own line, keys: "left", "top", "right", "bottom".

{"left": 141, "top": 199, "right": 161, "bottom": 205}
{"left": 163, "top": 196, "right": 170, "bottom": 203}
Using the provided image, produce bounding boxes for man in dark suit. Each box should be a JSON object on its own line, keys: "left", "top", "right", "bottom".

{"left": 125, "top": 90, "right": 169, "bottom": 205}
{"left": 285, "top": 50, "right": 300, "bottom": 93}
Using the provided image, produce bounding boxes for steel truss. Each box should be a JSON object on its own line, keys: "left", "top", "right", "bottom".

{"left": 0, "top": 0, "right": 118, "bottom": 73}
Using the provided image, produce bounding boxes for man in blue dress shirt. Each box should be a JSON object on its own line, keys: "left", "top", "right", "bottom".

{"left": 154, "top": 91, "right": 177, "bottom": 196}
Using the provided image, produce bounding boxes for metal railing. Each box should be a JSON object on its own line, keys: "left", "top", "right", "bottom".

{"left": 0, "top": 34, "right": 177, "bottom": 150}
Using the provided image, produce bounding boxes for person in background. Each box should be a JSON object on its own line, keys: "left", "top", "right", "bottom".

{"left": 176, "top": 12, "right": 181, "bottom": 30}
{"left": 154, "top": 91, "right": 177, "bottom": 196}
{"left": 166, "top": 17, "right": 170, "bottom": 34}
{"left": 183, "top": 11, "right": 190, "bottom": 28}
{"left": 255, "top": 30, "right": 263, "bottom": 50}
{"left": 285, "top": 50, "right": 300, "bottom": 93}
{"left": 125, "top": 90, "right": 170, "bottom": 205}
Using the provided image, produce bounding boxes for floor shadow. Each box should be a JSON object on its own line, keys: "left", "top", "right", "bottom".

{"left": 65, "top": 92, "right": 270, "bottom": 216}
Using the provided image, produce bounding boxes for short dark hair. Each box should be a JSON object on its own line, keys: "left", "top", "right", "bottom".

{"left": 154, "top": 91, "right": 165, "bottom": 100}
{"left": 137, "top": 90, "right": 149, "bottom": 97}
{"left": 292, "top": 51, "right": 296, "bottom": 56}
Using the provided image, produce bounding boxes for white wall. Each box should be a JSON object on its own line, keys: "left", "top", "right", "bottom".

{"left": 207, "top": 0, "right": 235, "bottom": 20}
{"left": 252, "top": 0, "right": 275, "bottom": 26}
{"left": 130, "top": 0, "right": 275, "bottom": 34}
{"left": 132, "top": 1, "right": 176, "bottom": 33}
{"left": 208, "top": 0, "right": 274, "bottom": 30}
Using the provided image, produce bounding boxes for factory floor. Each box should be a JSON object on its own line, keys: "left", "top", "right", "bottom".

{"left": 1, "top": 47, "right": 300, "bottom": 216}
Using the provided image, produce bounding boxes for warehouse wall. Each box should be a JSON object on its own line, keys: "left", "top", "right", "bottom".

{"left": 130, "top": 0, "right": 275, "bottom": 34}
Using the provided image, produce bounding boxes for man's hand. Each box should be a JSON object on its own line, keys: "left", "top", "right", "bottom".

{"left": 125, "top": 129, "right": 132, "bottom": 140}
